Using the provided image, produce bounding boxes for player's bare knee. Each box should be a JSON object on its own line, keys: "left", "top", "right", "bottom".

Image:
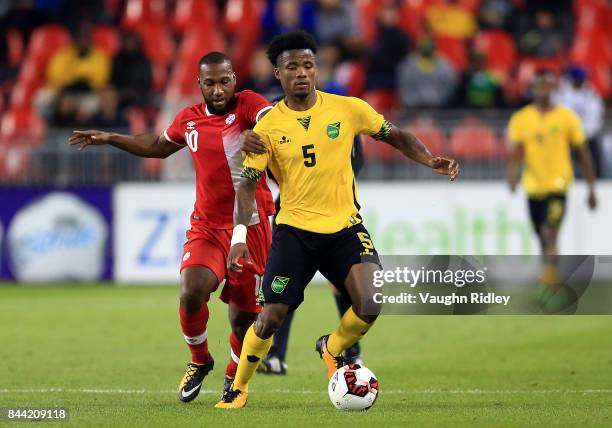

{"left": 230, "top": 312, "right": 257, "bottom": 341}
{"left": 254, "top": 305, "right": 287, "bottom": 338}
{"left": 180, "top": 275, "right": 214, "bottom": 313}
{"left": 352, "top": 303, "right": 379, "bottom": 324}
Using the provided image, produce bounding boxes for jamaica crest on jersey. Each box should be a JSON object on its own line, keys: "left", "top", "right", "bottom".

{"left": 185, "top": 121, "right": 199, "bottom": 152}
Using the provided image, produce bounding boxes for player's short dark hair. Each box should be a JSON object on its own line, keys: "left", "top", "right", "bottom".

{"left": 198, "top": 51, "right": 231, "bottom": 71}
{"left": 266, "top": 30, "right": 317, "bottom": 67}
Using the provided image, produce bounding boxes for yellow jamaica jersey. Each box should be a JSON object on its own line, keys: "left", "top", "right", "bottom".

{"left": 242, "top": 90, "right": 390, "bottom": 234}
{"left": 508, "top": 104, "right": 586, "bottom": 196}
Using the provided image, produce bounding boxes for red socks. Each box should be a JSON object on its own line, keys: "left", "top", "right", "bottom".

{"left": 225, "top": 332, "right": 242, "bottom": 378}
{"left": 179, "top": 304, "right": 210, "bottom": 365}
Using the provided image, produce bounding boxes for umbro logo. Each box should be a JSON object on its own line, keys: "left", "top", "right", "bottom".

{"left": 183, "top": 252, "right": 191, "bottom": 261}
{"left": 225, "top": 114, "right": 236, "bottom": 125}
{"left": 186, "top": 121, "right": 196, "bottom": 129}
{"left": 278, "top": 136, "right": 291, "bottom": 145}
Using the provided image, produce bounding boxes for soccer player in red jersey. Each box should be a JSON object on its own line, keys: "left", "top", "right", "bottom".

{"left": 69, "top": 52, "right": 275, "bottom": 402}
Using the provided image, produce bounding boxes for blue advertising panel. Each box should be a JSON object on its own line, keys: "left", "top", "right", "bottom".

{"left": 0, "top": 188, "right": 112, "bottom": 282}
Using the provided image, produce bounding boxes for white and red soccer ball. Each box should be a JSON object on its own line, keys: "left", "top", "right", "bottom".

{"left": 328, "top": 363, "right": 379, "bottom": 411}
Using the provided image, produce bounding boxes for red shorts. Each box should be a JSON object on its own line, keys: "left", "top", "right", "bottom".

{"left": 180, "top": 220, "right": 271, "bottom": 313}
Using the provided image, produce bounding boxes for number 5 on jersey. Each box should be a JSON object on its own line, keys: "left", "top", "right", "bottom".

{"left": 302, "top": 144, "right": 316, "bottom": 167}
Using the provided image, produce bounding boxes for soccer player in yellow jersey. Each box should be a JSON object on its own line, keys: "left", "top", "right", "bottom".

{"left": 216, "top": 31, "right": 459, "bottom": 409}
{"left": 506, "top": 70, "right": 597, "bottom": 305}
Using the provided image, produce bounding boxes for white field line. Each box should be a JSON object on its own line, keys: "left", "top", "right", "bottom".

{"left": 0, "top": 388, "right": 611, "bottom": 395}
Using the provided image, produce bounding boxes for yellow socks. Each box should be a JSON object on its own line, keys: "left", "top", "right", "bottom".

{"left": 233, "top": 325, "right": 272, "bottom": 392}
{"left": 540, "top": 262, "right": 561, "bottom": 290}
{"left": 327, "top": 307, "right": 373, "bottom": 357}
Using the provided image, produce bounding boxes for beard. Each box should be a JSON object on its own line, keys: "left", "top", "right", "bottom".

{"left": 204, "top": 95, "right": 237, "bottom": 116}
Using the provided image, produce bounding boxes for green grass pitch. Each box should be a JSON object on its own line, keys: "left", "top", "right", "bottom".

{"left": 1, "top": 283, "right": 611, "bottom": 427}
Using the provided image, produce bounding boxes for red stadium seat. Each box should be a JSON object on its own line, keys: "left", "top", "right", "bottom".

{"left": 405, "top": 117, "right": 446, "bottom": 155}
{"left": 6, "top": 29, "right": 24, "bottom": 67}
{"left": 399, "top": 0, "right": 428, "bottom": 40}
{"left": 449, "top": 118, "right": 500, "bottom": 160}
{"left": 143, "top": 157, "right": 163, "bottom": 178}
{"left": 363, "top": 90, "right": 398, "bottom": 113}
{"left": 357, "top": 0, "right": 385, "bottom": 43}
{"left": 127, "top": 107, "right": 148, "bottom": 134}
{"left": 360, "top": 134, "right": 395, "bottom": 162}
{"left": 8, "top": 80, "right": 39, "bottom": 111}
{"left": 166, "top": 29, "right": 226, "bottom": 98}
{"left": 0, "top": 108, "right": 45, "bottom": 146}
{"left": 435, "top": 35, "right": 468, "bottom": 71}
{"left": 93, "top": 26, "right": 120, "bottom": 57}
{"left": 336, "top": 61, "right": 365, "bottom": 97}
{"left": 570, "top": 29, "right": 612, "bottom": 67}
{"left": 122, "top": 0, "right": 167, "bottom": 30}
{"left": 26, "top": 25, "right": 71, "bottom": 68}
{"left": 137, "top": 26, "right": 174, "bottom": 66}
{"left": 473, "top": 30, "right": 517, "bottom": 76}
{"left": 224, "top": 0, "right": 264, "bottom": 33}
{"left": 172, "top": 0, "right": 218, "bottom": 33}
{"left": 450, "top": 118, "right": 501, "bottom": 159}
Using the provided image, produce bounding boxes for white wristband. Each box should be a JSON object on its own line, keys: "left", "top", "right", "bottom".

{"left": 230, "top": 224, "right": 247, "bottom": 246}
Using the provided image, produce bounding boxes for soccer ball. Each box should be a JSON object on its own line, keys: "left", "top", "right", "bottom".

{"left": 327, "top": 363, "right": 379, "bottom": 411}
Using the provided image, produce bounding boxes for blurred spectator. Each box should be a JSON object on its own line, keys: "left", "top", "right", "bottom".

{"left": 316, "top": 43, "right": 347, "bottom": 95}
{"left": 314, "top": 0, "right": 361, "bottom": 55}
{"left": 456, "top": 50, "right": 504, "bottom": 109}
{"left": 365, "top": 3, "right": 409, "bottom": 91}
{"left": 397, "top": 37, "right": 457, "bottom": 109}
{"left": 111, "top": 31, "right": 152, "bottom": 109}
{"left": 553, "top": 67, "right": 605, "bottom": 178}
{"left": 84, "top": 86, "right": 129, "bottom": 130}
{"left": 425, "top": 0, "right": 477, "bottom": 39}
{"left": 53, "top": 0, "right": 111, "bottom": 28}
{"left": 48, "top": 89, "right": 81, "bottom": 128}
{"left": 1, "top": 0, "right": 47, "bottom": 43}
{"left": 46, "top": 21, "right": 111, "bottom": 93}
{"left": 239, "top": 48, "right": 283, "bottom": 101}
{"left": 478, "top": 0, "right": 514, "bottom": 30}
{"left": 261, "top": 0, "right": 315, "bottom": 44}
{"left": 519, "top": 11, "right": 564, "bottom": 58}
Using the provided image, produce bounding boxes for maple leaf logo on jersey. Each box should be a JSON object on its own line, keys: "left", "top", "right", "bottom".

{"left": 186, "top": 121, "right": 196, "bottom": 130}
{"left": 225, "top": 114, "right": 236, "bottom": 125}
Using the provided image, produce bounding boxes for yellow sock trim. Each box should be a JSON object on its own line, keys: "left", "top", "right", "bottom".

{"left": 540, "top": 263, "right": 561, "bottom": 290}
{"left": 327, "top": 307, "right": 373, "bottom": 357}
{"left": 233, "top": 325, "right": 272, "bottom": 392}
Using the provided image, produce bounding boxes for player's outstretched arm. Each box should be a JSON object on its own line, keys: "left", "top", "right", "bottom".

{"left": 506, "top": 144, "right": 523, "bottom": 193}
{"left": 227, "top": 176, "right": 258, "bottom": 272}
{"left": 574, "top": 145, "right": 598, "bottom": 210}
{"left": 382, "top": 126, "right": 459, "bottom": 180}
{"left": 68, "top": 130, "right": 182, "bottom": 159}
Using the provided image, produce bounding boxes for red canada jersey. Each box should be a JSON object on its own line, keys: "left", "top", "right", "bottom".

{"left": 164, "top": 90, "right": 275, "bottom": 229}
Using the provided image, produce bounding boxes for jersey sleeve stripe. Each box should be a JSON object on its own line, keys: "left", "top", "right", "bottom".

{"left": 163, "top": 129, "right": 184, "bottom": 146}
{"left": 371, "top": 120, "right": 393, "bottom": 140}
{"left": 255, "top": 105, "right": 273, "bottom": 123}
{"left": 241, "top": 166, "right": 263, "bottom": 182}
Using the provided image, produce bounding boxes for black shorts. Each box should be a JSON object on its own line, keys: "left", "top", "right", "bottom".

{"left": 260, "top": 223, "right": 381, "bottom": 311}
{"left": 528, "top": 193, "right": 567, "bottom": 233}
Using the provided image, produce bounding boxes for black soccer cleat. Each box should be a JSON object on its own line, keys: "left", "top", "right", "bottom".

{"left": 178, "top": 355, "right": 214, "bottom": 403}
{"left": 316, "top": 334, "right": 346, "bottom": 379}
{"left": 221, "top": 375, "right": 234, "bottom": 399}
{"left": 256, "top": 354, "right": 288, "bottom": 375}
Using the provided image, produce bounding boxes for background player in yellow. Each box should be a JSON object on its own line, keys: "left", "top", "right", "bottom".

{"left": 506, "top": 69, "right": 597, "bottom": 306}
{"left": 216, "top": 30, "right": 459, "bottom": 409}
